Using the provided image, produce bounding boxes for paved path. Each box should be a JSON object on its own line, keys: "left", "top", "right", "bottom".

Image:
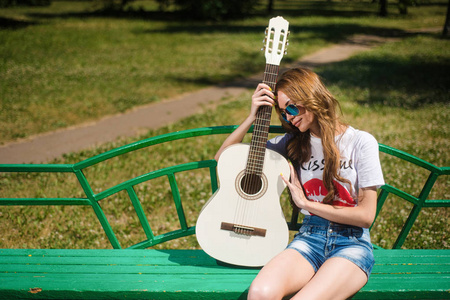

{"left": 0, "top": 35, "right": 389, "bottom": 164}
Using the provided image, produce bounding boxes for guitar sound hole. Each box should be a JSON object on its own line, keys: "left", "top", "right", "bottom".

{"left": 240, "top": 173, "right": 263, "bottom": 195}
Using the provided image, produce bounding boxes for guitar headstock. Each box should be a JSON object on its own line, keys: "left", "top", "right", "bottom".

{"left": 262, "top": 16, "right": 289, "bottom": 66}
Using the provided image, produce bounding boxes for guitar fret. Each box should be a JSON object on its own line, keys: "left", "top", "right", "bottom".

{"left": 253, "top": 128, "right": 269, "bottom": 134}
{"left": 250, "top": 141, "right": 267, "bottom": 150}
{"left": 249, "top": 146, "right": 266, "bottom": 153}
{"left": 249, "top": 147, "right": 266, "bottom": 153}
{"left": 249, "top": 149, "right": 265, "bottom": 156}
{"left": 250, "top": 139, "right": 267, "bottom": 145}
{"left": 246, "top": 63, "right": 280, "bottom": 172}
{"left": 248, "top": 152, "right": 266, "bottom": 159}
{"left": 248, "top": 149, "right": 266, "bottom": 157}
{"left": 251, "top": 140, "right": 267, "bottom": 146}
{"left": 248, "top": 156, "right": 265, "bottom": 163}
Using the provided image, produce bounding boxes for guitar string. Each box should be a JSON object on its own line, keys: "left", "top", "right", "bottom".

{"left": 242, "top": 64, "right": 277, "bottom": 228}
{"left": 237, "top": 63, "right": 279, "bottom": 230}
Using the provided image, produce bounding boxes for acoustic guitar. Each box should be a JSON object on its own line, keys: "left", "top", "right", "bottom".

{"left": 196, "top": 17, "right": 290, "bottom": 267}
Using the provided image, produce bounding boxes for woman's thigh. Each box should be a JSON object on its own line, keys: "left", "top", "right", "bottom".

{"left": 248, "top": 249, "right": 316, "bottom": 300}
{"left": 291, "top": 257, "right": 368, "bottom": 300}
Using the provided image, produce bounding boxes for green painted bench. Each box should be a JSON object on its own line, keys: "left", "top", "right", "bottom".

{"left": 1, "top": 126, "right": 449, "bottom": 299}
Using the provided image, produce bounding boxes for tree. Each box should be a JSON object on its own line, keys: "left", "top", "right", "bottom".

{"left": 0, "top": 0, "right": 51, "bottom": 7}
{"left": 267, "top": 0, "right": 274, "bottom": 14}
{"left": 444, "top": 0, "right": 450, "bottom": 37}
{"left": 398, "top": 0, "right": 409, "bottom": 14}
{"left": 95, "top": 0, "right": 135, "bottom": 11}
{"left": 173, "top": 0, "right": 259, "bottom": 21}
{"left": 379, "top": 0, "right": 388, "bottom": 16}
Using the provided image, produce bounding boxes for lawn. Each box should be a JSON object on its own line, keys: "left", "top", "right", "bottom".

{"left": 0, "top": 0, "right": 447, "bottom": 142}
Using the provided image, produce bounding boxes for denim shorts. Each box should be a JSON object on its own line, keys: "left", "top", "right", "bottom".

{"left": 287, "top": 215, "right": 374, "bottom": 278}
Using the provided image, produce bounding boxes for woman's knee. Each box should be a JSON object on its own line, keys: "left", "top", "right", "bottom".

{"left": 247, "top": 279, "right": 283, "bottom": 300}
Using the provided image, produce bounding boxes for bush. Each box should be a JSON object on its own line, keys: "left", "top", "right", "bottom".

{"left": 0, "top": 0, "right": 51, "bottom": 7}
{"left": 173, "top": 0, "right": 259, "bottom": 21}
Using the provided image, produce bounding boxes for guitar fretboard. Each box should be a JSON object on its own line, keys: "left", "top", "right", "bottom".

{"left": 246, "top": 63, "right": 280, "bottom": 176}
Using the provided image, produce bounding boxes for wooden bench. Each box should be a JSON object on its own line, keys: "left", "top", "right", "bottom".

{"left": 1, "top": 126, "right": 449, "bottom": 299}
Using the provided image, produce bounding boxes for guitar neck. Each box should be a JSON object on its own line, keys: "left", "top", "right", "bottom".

{"left": 246, "top": 63, "right": 280, "bottom": 175}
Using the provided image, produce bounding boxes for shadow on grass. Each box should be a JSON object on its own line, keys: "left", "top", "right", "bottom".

{"left": 318, "top": 38, "right": 450, "bottom": 108}
{"left": 0, "top": 0, "right": 402, "bottom": 29}
{"left": 142, "top": 23, "right": 414, "bottom": 44}
{"left": 19, "top": 0, "right": 385, "bottom": 22}
{"left": 0, "top": 16, "right": 38, "bottom": 29}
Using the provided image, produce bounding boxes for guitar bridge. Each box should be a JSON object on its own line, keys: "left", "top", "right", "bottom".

{"left": 221, "top": 222, "right": 266, "bottom": 237}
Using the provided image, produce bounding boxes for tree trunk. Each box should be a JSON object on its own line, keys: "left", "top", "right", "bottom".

{"left": 444, "top": 0, "right": 450, "bottom": 37}
{"left": 267, "top": 0, "right": 274, "bottom": 14}
{"left": 379, "top": 0, "right": 388, "bottom": 16}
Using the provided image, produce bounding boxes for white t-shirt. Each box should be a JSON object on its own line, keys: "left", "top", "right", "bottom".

{"left": 267, "top": 126, "right": 385, "bottom": 215}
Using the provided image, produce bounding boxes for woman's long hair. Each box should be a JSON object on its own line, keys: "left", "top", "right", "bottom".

{"left": 275, "top": 67, "right": 349, "bottom": 204}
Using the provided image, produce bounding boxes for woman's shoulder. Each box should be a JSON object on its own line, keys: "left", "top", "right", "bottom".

{"left": 341, "top": 126, "right": 379, "bottom": 150}
{"left": 344, "top": 126, "right": 377, "bottom": 141}
{"left": 269, "top": 132, "right": 295, "bottom": 143}
{"left": 266, "top": 133, "right": 294, "bottom": 156}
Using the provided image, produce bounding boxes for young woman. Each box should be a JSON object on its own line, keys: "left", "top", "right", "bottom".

{"left": 214, "top": 67, "right": 384, "bottom": 300}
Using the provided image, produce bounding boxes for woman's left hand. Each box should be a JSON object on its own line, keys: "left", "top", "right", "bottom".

{"left": 281, "top": 163, "right": 308, "bottom": 209}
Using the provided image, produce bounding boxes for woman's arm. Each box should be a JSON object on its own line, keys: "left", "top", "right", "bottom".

{"left": 214, "top": 83, "right": 276, "bottom": 161}
{"left": 281, "top": 164, "right": 377, "bottom": 228}
{"left": 304, "top": 187, "right": 377, "bottom": 228}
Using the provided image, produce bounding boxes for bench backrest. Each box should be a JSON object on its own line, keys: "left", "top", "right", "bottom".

{"left": 1, "top": 126, "right": 448, "bottom": 250}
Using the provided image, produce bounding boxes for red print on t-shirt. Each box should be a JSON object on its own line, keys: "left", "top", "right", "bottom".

{"left": 303, "top": 178, "right": 356, "bottom": 207}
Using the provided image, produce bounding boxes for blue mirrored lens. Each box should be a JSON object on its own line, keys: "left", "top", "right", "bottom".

{"left": 285, "top": 104, "right": 299, "bottom": 116}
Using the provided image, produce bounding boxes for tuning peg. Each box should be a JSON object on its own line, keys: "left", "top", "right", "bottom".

{"left": 261, "top": 47, "right": 265, "bottom": 51}
{"left": 284, "top": 50, "right": 288, "bottom": 55}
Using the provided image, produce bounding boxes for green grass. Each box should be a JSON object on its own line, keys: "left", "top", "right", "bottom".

{"left": 0, "top": 0, "right": 448, "bottom": 250}
{"left": 0, "top": 0, "right": 447, "bottom": 142}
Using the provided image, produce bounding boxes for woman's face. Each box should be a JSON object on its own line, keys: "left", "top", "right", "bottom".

{"left": 277, "top": 91, "right": 320, "bottom": 137}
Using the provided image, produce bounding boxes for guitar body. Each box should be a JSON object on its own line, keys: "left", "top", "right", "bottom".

{"left": 196, "top": 143, "right": 290, "bottom": 267}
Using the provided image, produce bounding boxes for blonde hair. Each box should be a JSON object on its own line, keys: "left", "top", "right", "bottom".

{"left": 275, "top": 67, "right": 349, "bottom": 204}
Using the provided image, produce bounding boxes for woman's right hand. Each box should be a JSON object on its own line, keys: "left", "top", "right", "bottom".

{"left": 281, "top": 163, "right": 308, "bottom": 209}
{"left": 214, "top": 83, "right": 276, "bottom": 161}
{"left": 250, "top": 83, "right": 276, "bottom": 119}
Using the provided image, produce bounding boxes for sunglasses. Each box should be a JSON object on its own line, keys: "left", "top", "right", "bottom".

{"left": 280, "top": 103, "right": 306, "bottom": 123}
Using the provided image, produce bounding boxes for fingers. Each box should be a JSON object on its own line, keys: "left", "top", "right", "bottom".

{"left": 281, "top": 164, "right": 307, "bottom": 209}
{"left": 288, "top": 163, "right": 300, "bottom": 185}
{"left": 281, "top": 165, "right": 297, "bottom": 186}
{"left": 253, "top": 83, "right": 273, "bottom": 94}
{"left": 280, "top": 172, "right": 290, "bottom": 186}
{"left": 281, "top": 163, "right": 303, "bottom": 190}
{"left": 252, "top": 83, "right": 276, "bottom": 107}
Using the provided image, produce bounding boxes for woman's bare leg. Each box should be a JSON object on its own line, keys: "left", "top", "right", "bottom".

{"left": 247, "top": 249, "right": 315, "bottom": 300}
{"left": 291, "top": 257, "right": 368, "bottom": 300}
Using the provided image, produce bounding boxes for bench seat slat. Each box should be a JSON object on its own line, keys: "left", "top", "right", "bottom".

{"left": 1, "top": 265, "right": 259, "bottom": 275}
{"left": 1, "top": 249, "right": 449, "bottom": 300}
{"left": 0, "top": 255, "right": 209, "bottom": 265}
{"left": 3, "top": 248, "right": 448, "bottom": 258}
{"left": 3, "top": 249, "right": 448, "bottom": 269}
{"left": 353, "top": 274, "right": 450, "bottom": 299}
{"left": 1, "top": 272, "right": 449, "bottom": 300}
{"left": 3, "top": 260, "right": 448, "bottom": 275}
